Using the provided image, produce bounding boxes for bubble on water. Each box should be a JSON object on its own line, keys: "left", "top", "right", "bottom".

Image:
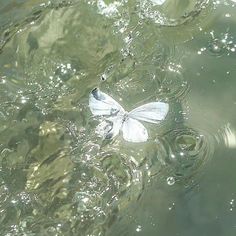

{"left": 229, "top": 199, "right": 235, "bottom": 211}
{"left": 167, "top": 62, "right": 182, "bottom": 74}
{"left": 208, "top": 38, "right": 226, "bottom": 55}
{"left": 136, "top": 225, "right": 142, "bottom": 232}
{"left": 197, "top": 47, "right": 207, "bottom": 55}
{"left": 20, "top": 96, "right": 28, "bottom": 104}
{"left": 208, "top": 31, "right": 236, "bottom": 57}
{"left": 167, "top": 176, "right": 175, "bottom": 185}
{"left": 168, "top": 202, "right": 175, "bottom": 210}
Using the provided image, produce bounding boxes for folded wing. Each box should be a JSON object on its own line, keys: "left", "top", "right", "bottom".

{"left": 89, "top": 88, "right": 125, "bottom": 116}
{"left": 128, "top": 102, "right": 169, "bottom": 124}
{"left": 122, "top": 118, "right": 148, "bottom": 142}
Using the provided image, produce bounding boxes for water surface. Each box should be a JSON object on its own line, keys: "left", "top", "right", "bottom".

{"left": 0, "top": 0, "right": 236, "bottom": 235}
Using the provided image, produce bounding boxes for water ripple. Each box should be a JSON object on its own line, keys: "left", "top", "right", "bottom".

{"left": 158, "top": 126, "right": 215, "bottom": 183}
{"left": 0, "top": 1, "right": 76, "bottom": 54}
{"left": 139, "top": 0, "right": 211, "bottom": 27}
{"left": 216, "top": 123, "right": 236, "bottom": 149}
{"left": 207, "top": 31, "right": 236, "bottom": 57}
{"left": 68, "top": 142, "right": 145, "bottom": 234}
{"left": 0, "top": 1, "right": 224, "bottom": 235}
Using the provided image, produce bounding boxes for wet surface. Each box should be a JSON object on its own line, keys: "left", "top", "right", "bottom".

{"left": 0, "top": 0, "right": 236, "bottom": 235}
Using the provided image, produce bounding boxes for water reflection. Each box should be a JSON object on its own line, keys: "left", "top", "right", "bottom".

{"left": 216, "top": 123, "right": 236, "bottom": 148}
{"left": 139, "top": 0, "right": 211, "bottom": 27}
{"left": 97, "top": 0, "right": 122, "bottom": 18}
{"left": 208, "top": 30, "right": 236, "bottom": 56}
{"left": 0, "top": 0, "right": 236, "bottom": 235}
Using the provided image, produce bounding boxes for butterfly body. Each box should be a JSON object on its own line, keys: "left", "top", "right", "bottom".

{"left": 89, "top": 88, "right": 169, "bottom": 143}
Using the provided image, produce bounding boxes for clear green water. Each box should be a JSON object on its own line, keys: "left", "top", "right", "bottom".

{"left": 0, "top": 0, "right": 236, "bottom": 235}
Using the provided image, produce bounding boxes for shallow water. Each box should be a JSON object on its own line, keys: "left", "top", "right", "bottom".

{"left": 0, "top": 0, "right": 236, "bottom": 235}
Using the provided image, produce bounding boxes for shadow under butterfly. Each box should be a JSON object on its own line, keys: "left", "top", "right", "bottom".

{"left": 89, "top": 88, "right": 169, "bottom": 143}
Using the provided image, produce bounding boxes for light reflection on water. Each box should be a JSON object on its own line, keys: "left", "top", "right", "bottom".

{"left": 0, "top": 0, "right": 236, "bottom": 235}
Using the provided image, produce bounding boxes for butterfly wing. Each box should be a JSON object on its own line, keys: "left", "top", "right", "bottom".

{"left": 122, "top": 117, "right": 148, "bottom": 142}
{"left": 96, "top": 116, "right": 123, "bottom": 140}
{"left": 89, "top": 88, "right": 125, "bottom": 116}
{"left": 150, "top": 0, "right": 166, "bottom": 5}
{"left": 128, "top": 102, "right": 169, "bottom": 124}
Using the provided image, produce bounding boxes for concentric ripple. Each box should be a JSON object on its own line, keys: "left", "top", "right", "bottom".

{"left": 157, "top": 127, "right": 215, "bottom": 183}
{"left": 0, "top": 0, "right": 223, "bottom": 235}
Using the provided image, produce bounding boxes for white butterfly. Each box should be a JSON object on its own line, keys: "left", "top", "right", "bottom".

{"left": 150, "top": 0, "right": 167, "bottom": 5}
{"left": 89, "top": 88, "right": 169, "bottom": 143}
